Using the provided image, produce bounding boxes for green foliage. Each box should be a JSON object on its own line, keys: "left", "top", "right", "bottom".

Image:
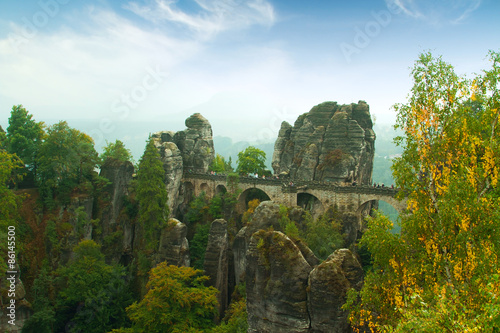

{"left": 55, "top": 240, "right": 132, "bottom": 333}
{"left": 22, "top": 263, "right": 56, "bottom": 333}
{"left": 136, "top": 138, "right": 169, "bottom": 250}
{"left": 37, "top": 121, "right": 99, "bottom": 206}
{"left": 74, "top": 206, "right": 93, "bottom": 238}
{"left": 44, "top": 219, "right": 59, "bottom": 256}
{"left": 209, "top": 153, "right": 233, "bottom": 173}
{"left": 208, "top": 194, "right": 223, "bottom": 219}
{"left": 101, "top": 139, "right": 133, "bottom": 164}
{"left": 302, "top": 207, "right": 343, "bottom": 260}
{"left": 6, "top": 104, "right": 45, "bottom": 176}
{"left": 21, "top": 309, "right": 56, "bottom": 333}
{"left": 236, "top": 146, "right": 267, "bottom": 175}
{"left": 0, "top": 149, "right": 24, "bottom": 275}
{"left": 226, "top": 172, "right": 240, "bottom": 193}
{"left": 113, "top": 262, "right": 218, "bottom": 333}
{"left": 190, "top": 222, "right": 211, "bottom": 270}
{"left": 347, "top": 51, "right": 500, "bottom": 331}
{"left": 0, "top": 126, "right": 7, "bottom": 150}
{"left": 278, "top": 205, "right": 300, "bottom": 240}
{"left": 210, "top": 299, "right": 248, "bottom": 333}
{"left": 186, "top": 190, "right": 239, "bottom": 269}
{"left": 185, "top": 192, "right": 211, "bottom": 225}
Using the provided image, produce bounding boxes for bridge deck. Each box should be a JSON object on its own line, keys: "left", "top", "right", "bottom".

{"left": 182, "top": 173, "right": 399, "bottom": 196}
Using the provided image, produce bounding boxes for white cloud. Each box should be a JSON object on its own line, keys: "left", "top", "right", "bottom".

{"left": 0, "top": 6, "right": 199, "bottom": 117}
{"left": 124, "top": 0, "right": 275, "bottom": 39}
{"left": 0, "top": 0, "right": 281, "bottom": 146}
{"left": 386, "top": 0, "right": 482, "bottom": 25}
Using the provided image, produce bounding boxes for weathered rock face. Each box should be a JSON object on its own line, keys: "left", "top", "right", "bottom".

{"left": 150, "top": 139, "right": 184, "bottom": 214}
{"left": 155, "top": 218, "right": 190, "bottom": 267}
{"left": 180, "top": 113, "right": 215, "bottom": 173}
{"left": 151, "top": 113, "right": 215, "bottom": 215}
{"left": 99, "top": 160, "right": 135, "bottom": 225}
{"left": 0, "top": 265, "right": 32, "bottom": 333}
{"left": 98, "top": 160, "right": 135, "bottom": 259}
{"left": 246, "top": 230, "right": 312, "bottom": 333}
{"left": 308, "top": 249, "right": 364, "bottom": 332}
{"left": 237, "top": 202, "right": 363, "bottom": 332}
{"left": 272, "top": 101, "right": 375, "bottom": 185}
{"left": 204, "top": 219, "right": 229, "bottom": 319}
{"left": 58, "top": 196, "right": 95, "bottom": 266}
{"left": 233, "top": 201, "right": 287, "bottom": 284}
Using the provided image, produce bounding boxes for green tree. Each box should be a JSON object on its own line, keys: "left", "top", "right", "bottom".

{"left": 236, "top": 146, "right": 266, "bottom": 176}
{"left": 210, "top": 283, "right": 248, "bottom": 333}
{"left": 346, "top": 51, "right": 500, "bottom": 331}
{"left": 190, "top": 222, "right": 211, "bottom": 270}
{"left": 37, "top": 121, "right": 99, "bottom": 205}
{"left": 136, "top": 138, "right": 169, "bottom": 250}
{"left": 55, "top": 240, "right": 132, "bottom": 333}
{"left": 302, "top": 207, "right": 343, "bottom": 260}
{"left": 111, "top": 262, "right": 218, "bottom": 333}
{"left": 209, "top": 153, "right": 233, "bottom": 173}
{"left": 6, "top": 105, "right": 45, "bottom": 178}
{"left": 0, "top": 126, "right": 7, "bottom": 150}
{"left": 101, "top": 140, "right": 133, "bottom": 164}
{"left": 21, "top": 263, "right": 55, "bottom": 333}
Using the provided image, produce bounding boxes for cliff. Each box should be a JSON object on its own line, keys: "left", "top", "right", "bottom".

{"left": 272, "top": 101, "right": 375, "bottom": 185}
{"left": 151, "top": 113, "right": 215, "bottom": 215}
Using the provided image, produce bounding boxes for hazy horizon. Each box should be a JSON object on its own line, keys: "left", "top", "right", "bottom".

{"left": 2, "top": 0, "right": 499, "bottom": 150}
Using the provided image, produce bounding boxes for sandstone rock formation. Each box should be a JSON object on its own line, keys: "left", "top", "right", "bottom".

{"left": 246, "top": 230, "right": 312, "bottom": 333}
{"left": 151, "top": 113, "right": 215, "bottom": 215}
{"left": 0, "top": 265, "right": 32, "bottom": 333}
{"left": 153, "top": 113, "right": 215, "bottom": 174}
{"left": 155, "top": 218, "right": 190, "bottom": 267}
{"left": 98, "top": 160, "right": 135, "bottom": 260}
{"left": 233, "top": 201, "right": 306, "bottom": 284}
{"left": 236, "top": 201, "right": 364, "bottom": 332}
{"left": 244, "top": 228, "right": 363, "bottom": 332}
{"left": 308, "top": 249, "right": 364, "bottom": 332}
{"left": 150, "top": 138, "right": 184, "bottom": 214}
{"left": 99, "top": 160, "right": 135, "bottom": 226}
{"left": 272, "top": 101, "right": 375, "bottom": 185}
{"left": 204, "top": 219, "right": 230, "bottom": 319}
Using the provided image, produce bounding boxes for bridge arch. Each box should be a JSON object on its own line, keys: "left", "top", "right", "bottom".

{"left": 238, "top": 188, "right": 271, "bottom": 211}
{"left": 200, "top": 182, "right": 211, "bottom": 197}
{"left": 357, "top": 194, "right": 405, "bottom": 214}
{"left": 357, "top": 197, "right": 403, "bottom": 233}
{"left": 182, "top": 181, "right": 195, "bottom": 200}
{"left": 297, "top": 192, "right": 324, "bottom": 217}
{"left": 215, "top": 184, "right": 227, "bottom": 196}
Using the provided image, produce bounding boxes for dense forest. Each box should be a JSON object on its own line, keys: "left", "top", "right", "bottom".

{"left": 0, "top": 104, "right": 345, "bottom": 332}
{"left": 1, "top": 50, "right": 499, "bottom": 332}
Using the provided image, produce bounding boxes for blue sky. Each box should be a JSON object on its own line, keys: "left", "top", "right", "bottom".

{"left": 1, "top": 0, "right": 499, "bottom": 150}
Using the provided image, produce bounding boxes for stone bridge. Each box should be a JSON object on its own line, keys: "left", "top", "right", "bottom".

{"left": 182, "top": 173, "right": 406, "bottom": 217}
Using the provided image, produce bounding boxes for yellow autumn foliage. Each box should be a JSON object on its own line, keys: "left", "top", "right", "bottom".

{"left": 344, "top": 51, "right": 500, "bottom": 332}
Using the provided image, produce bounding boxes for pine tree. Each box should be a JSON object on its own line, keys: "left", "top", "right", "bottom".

{"left": 136, "top": 137, "right": 169, "bottom": 250}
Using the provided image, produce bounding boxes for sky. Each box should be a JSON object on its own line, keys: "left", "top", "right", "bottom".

{"left": 1, "top": 0, "right": 499, "bottom": 155}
